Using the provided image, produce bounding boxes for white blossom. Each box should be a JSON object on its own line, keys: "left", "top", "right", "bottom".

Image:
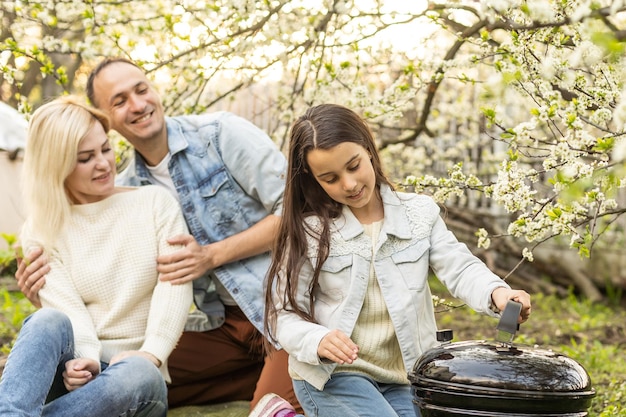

{"left": 476, "top": 228, "right": 491, "bottom": 249}
{"left": 522, "top": 247, "right": 534, "bottom": 262}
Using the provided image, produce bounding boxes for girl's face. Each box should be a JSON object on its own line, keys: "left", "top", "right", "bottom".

{"left": 64, "top": 122, "right": 116, "bottom": 204}
{"left": 306, "top": 141, "right": 382, "bottom": 222}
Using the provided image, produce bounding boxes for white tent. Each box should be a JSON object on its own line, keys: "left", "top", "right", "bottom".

{"left": 0, "top": 102, "right": 27, "bottom": 152}
{"left": 0, "top": 102, "right": 27, "bottom": 249}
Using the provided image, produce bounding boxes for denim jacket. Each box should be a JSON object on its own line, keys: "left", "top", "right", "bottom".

{"left": 117, "top": 112, "right": 286, "bottom": 333}
{"left": 275, "top": 185, "right": 509, "bottom": 390}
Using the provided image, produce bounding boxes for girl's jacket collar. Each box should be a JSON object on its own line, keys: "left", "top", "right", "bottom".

{"left": 334, "top": 184, "right": 414, "bottom": 241}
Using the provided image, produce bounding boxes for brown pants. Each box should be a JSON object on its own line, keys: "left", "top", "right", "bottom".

{"left": 167, "top": 305, "right": 302, "bottom": 413}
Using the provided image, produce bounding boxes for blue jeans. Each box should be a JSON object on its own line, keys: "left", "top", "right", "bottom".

{"left": 293, "top": 372, "right": 420, "bottom": 417}
{"left": 0, "top": 308, "right": 167, "bottom": 417}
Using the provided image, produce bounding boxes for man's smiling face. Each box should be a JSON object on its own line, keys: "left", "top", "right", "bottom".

{"left": 91, "top": 61, "right": 166, "bottom": 150}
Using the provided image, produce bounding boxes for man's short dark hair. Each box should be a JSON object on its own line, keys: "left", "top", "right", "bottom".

{"left": 86, "top": 57, "right": 143, "bottom": 108}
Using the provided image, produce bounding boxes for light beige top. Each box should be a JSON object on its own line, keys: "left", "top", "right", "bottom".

{"left": 22, "top": 186, "right": 193, "bottom": 382}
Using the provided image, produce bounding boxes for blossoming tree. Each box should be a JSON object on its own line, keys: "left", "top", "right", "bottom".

{"left": 1, "top": 0, "right": 625, "bottom": 298}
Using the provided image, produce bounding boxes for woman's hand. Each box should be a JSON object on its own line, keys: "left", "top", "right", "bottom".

{"left": 63, "top": 358, "right": 99, "bottom": 391}
{"left": 317, "top": 329, "right": 359, "bottom": 365}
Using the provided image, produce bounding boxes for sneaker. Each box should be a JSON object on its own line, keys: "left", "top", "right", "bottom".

{"left": 249, "top": 393, "right": 297, "bottom": 417}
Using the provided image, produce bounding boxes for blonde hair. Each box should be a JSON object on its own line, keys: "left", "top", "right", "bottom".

{"left": 21, "top": 95, "right": 110, "bottom": 252}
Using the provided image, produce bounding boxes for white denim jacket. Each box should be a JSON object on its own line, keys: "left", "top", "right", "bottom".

{"left": 275, "top": 185, "right": 509, "bottom": 390}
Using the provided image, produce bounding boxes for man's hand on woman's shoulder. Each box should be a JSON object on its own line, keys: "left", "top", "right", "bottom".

{"left": 14, "top": 245, "right": 49, "bottom": 308}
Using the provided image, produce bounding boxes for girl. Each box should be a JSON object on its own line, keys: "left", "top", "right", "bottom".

{"left": 0, "top": 96, "right": 192, "bottom": 417}
{"left": 264, "top": 104, "right": 531, "bottom": 417}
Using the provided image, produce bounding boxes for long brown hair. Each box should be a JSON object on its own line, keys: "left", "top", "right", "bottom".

{"left": 264, "top": 103, "right": 393, "bottom": 345}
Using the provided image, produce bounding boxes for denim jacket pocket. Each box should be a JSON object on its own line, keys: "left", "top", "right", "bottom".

{"left": 316, "top": 254, "right": 353, "bottom": 302}
{"left": 199, "top": 168, "right": 240, "bottom": 225}
{"left": 390, "top": 239, "right": 430, "bottom": 291}
{"left": 320, "top": 254, "right": 353, "bottom": 273}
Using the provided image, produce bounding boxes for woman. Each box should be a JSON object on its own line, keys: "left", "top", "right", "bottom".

{"left": 264, "top": 103, "right": 532, "bottom": 417}
{"left": 0, "top": 96, "right": 192, "bottom": 417}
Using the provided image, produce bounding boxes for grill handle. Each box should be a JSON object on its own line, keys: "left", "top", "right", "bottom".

{"left": 495, "top": 300, "right": 522, "bottom": 345}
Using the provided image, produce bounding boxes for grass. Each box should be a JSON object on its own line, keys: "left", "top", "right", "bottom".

{"left": 1, "top": 277, "right": 625, "bottom": 416}
{"left": 0, "top": 286, "right": 35, "bottom": 356}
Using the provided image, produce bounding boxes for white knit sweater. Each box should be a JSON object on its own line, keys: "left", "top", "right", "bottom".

{"left": 22, "top": 186, "right": 193, "bottom": 382}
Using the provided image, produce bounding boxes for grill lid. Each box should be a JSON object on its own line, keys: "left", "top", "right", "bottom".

{"left": 410, "top": 300, "right": 594, "bottom": 395}
{"left": 410, "top": 301, "right": 595, "bottom": 414}
{"left": 410, "top": 339, "right": 593, "bottom": 393}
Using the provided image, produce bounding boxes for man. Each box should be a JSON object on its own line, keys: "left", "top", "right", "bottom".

{"left": 16, "top": 58, "right": 300, "bottom": 414}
